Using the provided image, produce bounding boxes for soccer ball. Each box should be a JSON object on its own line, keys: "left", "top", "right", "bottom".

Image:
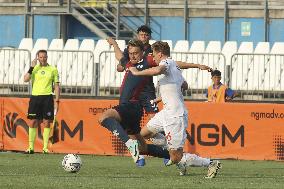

{"left": 62, "top": 154, "right": 82, "bottom": 173}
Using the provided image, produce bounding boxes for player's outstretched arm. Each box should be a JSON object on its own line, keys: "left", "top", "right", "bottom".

{"left": 107, "top": 37, "right": 123, "bottom": 62}
{"left": 176, "top": 61, "right": 212, "bottom": 71}
{"left": 129, "top": 65, "right": 166, "bottom": 76}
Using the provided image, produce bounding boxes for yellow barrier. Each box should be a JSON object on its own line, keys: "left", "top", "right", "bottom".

{"left": 80, "top": 0, "right": 128, "bottom": 8}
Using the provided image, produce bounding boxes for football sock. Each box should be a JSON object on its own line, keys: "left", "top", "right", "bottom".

{"left": 43, "top": 128, "right": 51, "bottom": 151}
{"left": 147, "top": 144, "right": 170, "bottom": 159}
{"left": 28, "top": 127, "right": 36, "bottom": 150}
{"left": 101, "top": 118, "right": 130, "bottom": 143}
{"left": 182, "top": 153, "right": 211, "bottom": 167}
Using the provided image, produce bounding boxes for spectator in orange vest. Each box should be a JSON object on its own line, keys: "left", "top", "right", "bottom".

{"left": 207, "top": 70, "right": 237, "bottom": 102}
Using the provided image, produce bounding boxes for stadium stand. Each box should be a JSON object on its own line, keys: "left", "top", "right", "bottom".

{"left": 1, "top": 36, "right": 283, "bottom": 99}
{"left": 61, "top": 39, "right": 80, "bottom": 86}
{"left": 231, "top": 42, "right": 254, "bottom": 90}
{"left": 206, "top": 41, "right": 222, "bottom": 53}
{"left": 172, "top": 40, "right": 189, "bottom": 61}
{"left": 189, "top": 41, "right": 205, "bottom": 53}
{"left": 0, "top": 47, "right": 30, "bottom": 94}
{"left": 48, "top": 39, "right": 64, "bottom": 68}
{"left": 162, "top": 40, "right": 173, "bottom": 50}
{"left": 270, "top": 42, "right": 284, "bottom": 91}
{"left": 101, "top": 40, "right": 125, "bottom": 92}
{"left": 202, "top": 41, "right": 224, "bottom": 88}
{"left": 18, "top": 38, "right": 33, "bottom": 51}
{"left": 4, "top": 38, "right": 33, "bottom": 86}
{"left": 77, "top": 39, "right": 95, "bottom": 87}
{"left": 31, "top": 38, "right": 48, "bottom": 59}
{"left": 93, "top": 39, "right": 110, "bottom": 94}
{"left": 254, "top": 42, "right": 270, "bottom": 54}
{"left": 149, "top": 40, "right": 156, "bottom": 45}
{"left": 253, "top": 42, "right": 270, "bottom": 91}
{"left": 183, "top": 41, "right": 205, "bottom": 91}
{"left": 173, "top": 40, "right": 189, "bottom": 52}
{"left": 221, "top": 41, "right": 238, "bottom": 66}
{"left": 79, "top": 39, "right": 95, "bottom": 51}
{"left": 94, "top": 39, "right": 110, "bottom": 64}
{"left": 49, "top": 39, "right": 64, "bottom": 50}
{"left": 270, "top": 42, "right": 284, "bottom": 54}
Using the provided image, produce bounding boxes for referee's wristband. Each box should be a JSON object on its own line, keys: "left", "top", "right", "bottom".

{"left": 27, "top": 67, "right": 34, "bottom": 74}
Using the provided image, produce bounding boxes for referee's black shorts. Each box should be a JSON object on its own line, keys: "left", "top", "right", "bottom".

{"left": 27, "top": 95, "right": 54, "bottom": 120}
{"left": 113, "top": 102, "right": 143, "bottom": 135}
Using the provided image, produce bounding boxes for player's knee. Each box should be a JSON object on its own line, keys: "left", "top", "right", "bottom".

{"left": 171, "top": 156, "right": 182, "bottom": 164}
{"left": 42, "top": 120, "right": 51, "bottom": 128}
{"left": 98, "top": 111, "right": 111, "bottom": 125}
{"left": 138, "top": 143, "right": 148, "bottom": 154}
{"left": 99, "top": 109, "right": 120, "bottom": 125}
{"left": 98, "top": 116, "right": 105, "bottom": 125}
{"left": 169, "top": 150, "right": 183, "bottom": 164}
{"left": 29, "top": 119, "right": 39, "bottom": 128}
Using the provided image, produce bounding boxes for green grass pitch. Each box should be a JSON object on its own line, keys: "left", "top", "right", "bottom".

{"left": 0, "top": 152, "right": 283, "bottom": 189}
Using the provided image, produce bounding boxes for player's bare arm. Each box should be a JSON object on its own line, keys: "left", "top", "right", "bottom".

{"left": 176, "top": 61, "right": 212, "bottom": 71}
{"left": 107, "top": 37, "right": 124, "bottom": 62}
{"left": 129, "top": 65, "right": 166, "bottom": 76}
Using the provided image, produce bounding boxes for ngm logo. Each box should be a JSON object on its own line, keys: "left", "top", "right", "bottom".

{"left": 4, "top": 112, "right": 29, "bottom": 138}
{"left": 187, "top": 124, "right": 245, "bottom": 147}
{"left": 3, "top": 112, "right": 83, "bottom": 143}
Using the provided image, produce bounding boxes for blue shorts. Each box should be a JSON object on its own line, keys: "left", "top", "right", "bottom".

{"left": 113, "top": 102, "right": 143, "bottom": 135}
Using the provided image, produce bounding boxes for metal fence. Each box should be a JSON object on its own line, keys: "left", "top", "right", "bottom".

{"left": 0, "top": 48, "right": 97, "bottom": 96}
{"left": 172, "top": 52, "right": 227, "bottom": 99}
{"left": 230, "top": 53, "right": 284, "bottom": 100}
{"left": 97, "top": 51, "right": 226, "bottom": 99}
{"left": 1, "top": 48, "right": 284, "bottom": 101}
{"left": 0, "top": 48, "right": 31, "bottom": 95}
{"left": 48, "top": 50, "right": 97, "bottom": 96}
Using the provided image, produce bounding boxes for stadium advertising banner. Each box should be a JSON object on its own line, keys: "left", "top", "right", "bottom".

{"left": 0, "top": 97, "right": 284, "bottom": 161}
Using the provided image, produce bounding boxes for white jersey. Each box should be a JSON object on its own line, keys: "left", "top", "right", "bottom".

{"left": 158, "top": 58, "right": 187, "bottom": 117}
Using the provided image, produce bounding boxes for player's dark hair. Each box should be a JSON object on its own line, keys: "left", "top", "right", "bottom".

{"left": 151, "top": 41, "right": 170, "bottom": 56}
{"left": 211, "top": 69, "right": 221, "bottom": 77}
{"left": 127, "top": 39, "right": 144, "bottom": 51}
{"left": 137, "top": 25, "right": 152, "bottom": 35}
{"left": 37, "top": 49, "right": 47, "bottom": 55}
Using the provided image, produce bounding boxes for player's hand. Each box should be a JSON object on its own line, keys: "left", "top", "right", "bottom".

{"left": 31, "top": 57, "right": 37, "bottom": 67}
{"left": 107, "top": 37, "right": 117, "bottom": 47}
{"left": 181, "top": 81, "right": 188, "bottom": 92}
{"left": 117, "top": 64, "right": 125, "bottom": 72}
{"left": 198, "top": 65, "right": 212, "bottom": 71}
{"left": 129, "top": 67, "right": 139, "bottom": 75}
{"left": 225, "top": 96, "right": 233, "bottom": 101}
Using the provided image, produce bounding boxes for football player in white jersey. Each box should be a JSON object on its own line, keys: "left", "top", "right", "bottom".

{"left": 129, "top": 41, "right": 221, "bottom": 178}
{"left": 130, "top": 41, "right": 198, "bottom": 165}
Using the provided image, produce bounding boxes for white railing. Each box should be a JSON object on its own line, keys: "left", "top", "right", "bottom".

{"left": 1, "top": 47, "right": 284, "bottom": 101}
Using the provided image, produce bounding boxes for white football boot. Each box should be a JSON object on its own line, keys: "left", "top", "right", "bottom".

{"left": 127, "top": 139, "right": 140, "bottom": 163}
{"left": 205, "top": 160, "right": 222, "bottom": 178}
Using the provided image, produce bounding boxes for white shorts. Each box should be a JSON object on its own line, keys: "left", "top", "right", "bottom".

{"left": 147, "top": 109, "right": 188, "bottom": 150}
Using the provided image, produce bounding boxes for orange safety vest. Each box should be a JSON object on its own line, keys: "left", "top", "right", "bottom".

{"left": 207, "top": 84, "right": 227, "bottom": 103}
